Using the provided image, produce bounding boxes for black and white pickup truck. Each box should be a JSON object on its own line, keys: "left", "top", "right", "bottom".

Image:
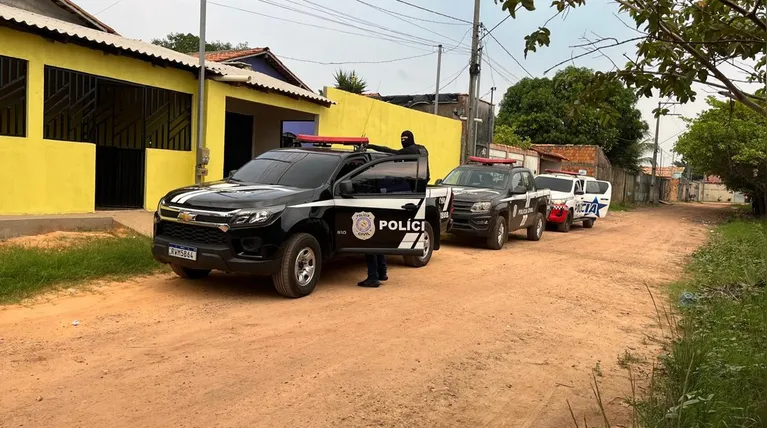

{"left": 437, "top": 157, "right": 551, "bottom": 250}
{"left": 152, "top": 135, "right": 452, "bottom": 298}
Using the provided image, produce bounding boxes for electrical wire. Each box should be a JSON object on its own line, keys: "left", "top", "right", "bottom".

{"left": 440, "top": 64, "right": 469, "bottom": 91}
{"left": 207, "top": 2, "right": 434, "bottom": 52}
{"left": 94, "top": 0, "right": 125, "bottom": 15}
{"left": 483, "top": 56, "right": 518, "bottom": 83}
{"left": 486, "top": 32, "right": 534, "bottom": 78}
{"left": 278, "top": 51, "right": 434, "bottom": 65}
{"left": 444, "top": 27, "right": 472, "bottom": 53}
{"left": 352, "top": 0, "right": 468, "bottom": 25}
{"left": 392, "top": 0, "right": 472, "bottom": 24}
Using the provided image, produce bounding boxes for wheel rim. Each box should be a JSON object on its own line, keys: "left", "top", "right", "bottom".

{"left": 536, "top": 217, "right": 543, "bottom": 237}
{"left": 419, "top": 232, "right": 431, "bottom": 261}
{"left": 497, "top": 222, "right": 505, "bottom": 246}
{"left": 294, "top": 247, "right": 316, "bottom": 287}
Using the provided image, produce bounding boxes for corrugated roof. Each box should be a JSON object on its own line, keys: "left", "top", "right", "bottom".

{"left": 0, "top": 3, "right": 331, "bottom": 105}
{"left": 191, "top": 48, "right": 268, "bottom": 62}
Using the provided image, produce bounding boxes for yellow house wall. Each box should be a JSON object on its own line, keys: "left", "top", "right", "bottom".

{"left": 317, "top": 88, "right": 462, "bottom": 182}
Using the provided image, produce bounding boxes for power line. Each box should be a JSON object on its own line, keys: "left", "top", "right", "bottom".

{"left": 95, "top": 0, "right": 125, "bottom": 15}
{"left": 207, "top": 2, "right": 433, "bottom": 52}
{"left": 482, "top": 15, "right": 510, "bottom": 38}
{"left": 440, "top": 64, "right": 469, "bottom": 91}
{"left": 444, "top": 27, "right": 472, "bottom": 53}
{"left": 392, "top": 0, "right": 472, "bottom": 24}
{"left": 353, "top": 0, "right": 468, "bottom": 25}
{"left": 279, "top": 51, "right": 434, "bottom": 65}
{"left": 486, "top": 32, "right": 534, "bottom": 78}
{"left": 483, "top": 56, "right": 518, "bottom": 83}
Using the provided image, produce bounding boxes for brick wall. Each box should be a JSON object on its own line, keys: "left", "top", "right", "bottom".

{"left": 532, "top": 144, "right": 608, "bottom": 177}
{"left": 489, "top": 143, "right": 540, "bottom": 173}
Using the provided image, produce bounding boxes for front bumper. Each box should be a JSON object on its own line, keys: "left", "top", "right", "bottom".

{"left": 449, "top": 211, "right": 492, "bottom": 237}
{"left": 152, "top": 218, "right": 283, "bottom": 275}
{"left": 547, "top": 206, "right": 569, "bottom": 224}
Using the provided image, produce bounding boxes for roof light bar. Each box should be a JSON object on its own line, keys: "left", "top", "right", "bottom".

{"left": 544, "top": 169, "right": 582, "bottom": 176}
{"left": 467, "top": 156, "right": 517, "bottom": 166}
{"left": 296, "top": 134, "right": 369, "bottom": 146}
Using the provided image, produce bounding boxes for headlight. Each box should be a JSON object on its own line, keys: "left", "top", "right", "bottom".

{"left": 231, "top": 205, "right": 286, "bottom": 226}
{"left": 157, "top": 198, "right": 165, "bottom": 213}
{"left": 470, "top": 201, "right": 492, "bottom": 213}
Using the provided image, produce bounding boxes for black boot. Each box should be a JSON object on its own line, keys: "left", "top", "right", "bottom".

{"left": 378, "top": 270, "right": 388, "bottom": 281}
{"left": 357, "top": 278, "right": 381, "bottom": 288}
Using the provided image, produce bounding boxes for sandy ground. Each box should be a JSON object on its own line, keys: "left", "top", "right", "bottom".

{"left": 0, "top": 204, "right": 730, "bottom": 428}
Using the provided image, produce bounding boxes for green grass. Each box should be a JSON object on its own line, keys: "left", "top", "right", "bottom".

{"left": 0, "top": 231, "right": 163, "bottom": 303}
{"left": 638, "top": 219, "right": 767, "bottom": 428}
{"left": 610, "top": 201, "right": 635, "bottom": 212}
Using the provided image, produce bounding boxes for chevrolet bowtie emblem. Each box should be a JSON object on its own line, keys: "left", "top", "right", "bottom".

{"left": 177, "top": 212, "right": 197, "bottom": 222}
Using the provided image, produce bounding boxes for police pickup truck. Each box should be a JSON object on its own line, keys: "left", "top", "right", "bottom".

{"left": 436, "top": 157, "right": 550, "bottom": 249}
{"left": 152, "top": 135, "right": 453, "bottom": 298}
{"left": 533, "top": 170, "right": 613, "bottom": 232}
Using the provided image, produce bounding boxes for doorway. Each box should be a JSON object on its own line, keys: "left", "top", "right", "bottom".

{"left": 224, "top": 111, "right": 254, "bottom": 177}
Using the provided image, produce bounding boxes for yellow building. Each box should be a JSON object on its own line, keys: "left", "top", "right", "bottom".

{"left": 0, "top": 1, "right": 462, "bottom": 215}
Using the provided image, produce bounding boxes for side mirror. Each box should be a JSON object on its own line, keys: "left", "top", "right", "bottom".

{"left": 511, "top": 185, "right": 527, "bottom": 195}
{"left": 338, "top": 180, "right": 354, "bottom": 196}
{"left": 435, "top": 178, "right": 444, "bottom": 185}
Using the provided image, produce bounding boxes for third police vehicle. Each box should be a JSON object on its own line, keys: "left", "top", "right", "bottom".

{"left": 436, "top": 157, "right": 550, "bottom": 250}
{"left": 533, "top": 170, "right": 613, "bottom": 232}
{"left": 152, "top": 135, "right": 452, "bottom": 298}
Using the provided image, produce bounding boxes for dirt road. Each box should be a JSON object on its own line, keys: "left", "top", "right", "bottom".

{"left": 0, "top": 204, "right": 729, "bottom": 428}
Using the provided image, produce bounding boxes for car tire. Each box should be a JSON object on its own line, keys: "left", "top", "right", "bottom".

{"left": 272, "top": 233, "right": 322, "bottom": 298}
{"left": 557, "top": 211, "right": 573, "bottom": 233}
{"left": 170, "top": 264, "right": 211, "bottom": 279}
{"left": 526, "top": 212, "right": 545, "bottom": 241}
{"left": 485, "top": 215, "right": 507, "bottom": 250}
{"left": 583, "top": 219, "right": 595, "bottom": 229}
{"left": 404, "top": 222, "right": 435, "bottom": 267}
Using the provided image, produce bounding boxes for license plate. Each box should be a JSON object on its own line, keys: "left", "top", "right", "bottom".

{"left": 168, "top": 244, "right": 197, "bottom": 261}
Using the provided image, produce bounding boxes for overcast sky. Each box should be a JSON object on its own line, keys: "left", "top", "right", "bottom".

{"left": 74, "top": 0, "right": 757, "bottom": 166}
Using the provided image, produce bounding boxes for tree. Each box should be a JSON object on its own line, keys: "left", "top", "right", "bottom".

{"left": 674, "top": 97, "right": 767, "bottom": 214}
{"left": 495, "top": 66, "right": 649, "bottom": 170}
{"left": 497, "top": 0, "right": 767, "bottom": 117}
{"left": 151, "top": 32, "right": 248, "bottom": 54}
{"left": 494, "top": 124, "right": 532, "bottom": 149}
{"left": 333, "top": 69, "right": 368, "bottom": 94}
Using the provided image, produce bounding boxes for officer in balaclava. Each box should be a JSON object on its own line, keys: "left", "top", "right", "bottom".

{"left": 367, "top": 130, "right": 430, "bottom": 183}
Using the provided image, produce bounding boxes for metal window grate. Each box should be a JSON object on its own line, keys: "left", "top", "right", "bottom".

{"left": 0, "top": 55, "right": 28, "bottom": 137}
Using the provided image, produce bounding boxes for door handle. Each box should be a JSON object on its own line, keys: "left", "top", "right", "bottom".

{"left": 402, "top": 203, "right": 418, "bottom": 211}
{"left": 600, "top": 198, "right": 609, "bottom": 201}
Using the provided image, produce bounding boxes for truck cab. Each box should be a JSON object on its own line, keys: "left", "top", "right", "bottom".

{"left": 152, "top": 135, "right": 452, "bottom": 298}
{"left": 437, "top": 157, "right": 551, "bottom": 250}
{"left": 534, "top": 170, "right": 613, "bottom": 232}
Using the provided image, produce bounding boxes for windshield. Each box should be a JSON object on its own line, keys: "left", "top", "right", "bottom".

{"left": 534, "top": 176, "right": 574, "bottom": 193}
{"left": 443, "top": 167, "right": 509, "bottom": 190}
{"left": 231, "top": 151, "right": 339, "bottom": 188}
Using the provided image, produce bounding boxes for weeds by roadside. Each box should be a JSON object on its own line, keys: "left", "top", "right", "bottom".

{"left": 0, "top": 231, "right": 163, "bottom": 303}
{"left": 638, "top": 219, "right": 767, "bottom": 427}
{"left": 610, "top": 202, "right": 634, "bottom": 212}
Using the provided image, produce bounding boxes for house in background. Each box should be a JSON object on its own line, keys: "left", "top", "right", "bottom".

{"left": 193, "top": 48, "right": 317, "bottom": 140}
{"left": 700, "top": 175, "right": 745, "bottom": 203}
{"left": 370, "top": 93, "right": 495, "bottom": 157}
{"left": 487, "top": 143, "right": 568, "bottom": 175}
{"left": 0, "top": 0, "right": 116, "bottom": 32}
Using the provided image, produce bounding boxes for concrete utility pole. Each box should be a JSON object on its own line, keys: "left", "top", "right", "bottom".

{"left": 650, "top": 100, "right": 681, "bottom": 204}
{"left": 462, "top": 0, "right": 481, "bottom": 163}
{"left": 489, "top": 86, "right": 496, "bottom": 144}
{"left": 434, "top": 44, "right": 442, "bottom": 114}
{"left": 195, "top": 0, "right": 207, "bottom": 184}
{"left": 471, "top": 43, "right": 483, "bottom": 156}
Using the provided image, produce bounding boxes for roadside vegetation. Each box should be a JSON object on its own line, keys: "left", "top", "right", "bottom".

{"left": 0, "top": 230, "right": 162, "bottom": 303}
{"left": 638, "top": 218, "right": 767, "bottom": 427}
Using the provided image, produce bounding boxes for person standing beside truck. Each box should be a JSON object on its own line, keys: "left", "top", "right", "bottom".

{"left": 357, "top": 130, "right": 430, "bottom": 288}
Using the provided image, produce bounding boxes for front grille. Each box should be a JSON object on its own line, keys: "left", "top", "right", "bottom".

{"left": 452, "top": 200, "right": 474, "bottom": 213}
{"left": 160, "top": 208, "right": 232, "bottom": 224}
{"left": 157, "top": 221, "right": 227, "bottom": 245}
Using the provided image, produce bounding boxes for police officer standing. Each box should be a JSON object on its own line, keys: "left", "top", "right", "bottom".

{"left": 357, "top": 130, "right": 430, "bottom": 288}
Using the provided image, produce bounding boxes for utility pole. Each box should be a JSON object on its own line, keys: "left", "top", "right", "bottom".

{"left": 471, "top": 43, "right": 483, "bottom": 156}
{"left": 195, "top": 0, "right": 207, "bottom": 184}
{"left": 650, "top": 100, "right": 681, "bottom": 204}
{"left": 489, "top": 86, "right": 496, "bottom": 146}
{"left": 434, "top": 44, "right": 442, "bottom": 114}
{"left": 462, "top": 0, "right": 481, "bottom": 163}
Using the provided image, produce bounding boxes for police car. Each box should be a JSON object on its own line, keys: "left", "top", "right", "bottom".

{"left": 152, "top": 135, "right": 453, "bottom": 298}
{"left": 436, "top": 157, "right": 551, "bottom": 250}
{"left": 533, "top": 170, "right": 613, "bottom": 232}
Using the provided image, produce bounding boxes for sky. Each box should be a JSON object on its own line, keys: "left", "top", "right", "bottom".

{"left": 74, "top": 0, "right": 757, "bottom": 167}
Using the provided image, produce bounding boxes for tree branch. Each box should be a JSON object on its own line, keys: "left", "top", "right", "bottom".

{"left": 716, "top": 0, "right": 767, "bottom": 31}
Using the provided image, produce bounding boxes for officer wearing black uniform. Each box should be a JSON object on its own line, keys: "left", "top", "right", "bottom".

{"left": 357, "top": 130, "right": 431, "bottom": 288}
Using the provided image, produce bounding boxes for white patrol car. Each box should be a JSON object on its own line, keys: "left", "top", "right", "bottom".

{"left": 533, "top": 170, "right": 612, "bottom": 232}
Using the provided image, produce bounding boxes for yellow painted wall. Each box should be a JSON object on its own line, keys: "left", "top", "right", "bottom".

{"left": 144, "top": 149, "right": 196, "bottom": 210}
{"left": 317, "top": 88, "right": 462, "bottom": 182}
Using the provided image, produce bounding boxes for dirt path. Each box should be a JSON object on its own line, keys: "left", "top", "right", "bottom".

{"left": 0, "top": 204, "right": 729, "bottom": 428}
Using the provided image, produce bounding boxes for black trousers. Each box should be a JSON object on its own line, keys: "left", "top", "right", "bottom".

{"left": 364, "top": 254, "right": 387, "bottom": 280}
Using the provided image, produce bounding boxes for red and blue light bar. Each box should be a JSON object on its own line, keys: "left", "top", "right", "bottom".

{"left": 467, "top": 156, "right": 517, "bottom": 165}
{"left": 545, "top": 169, "right": 582, "bottom": 176}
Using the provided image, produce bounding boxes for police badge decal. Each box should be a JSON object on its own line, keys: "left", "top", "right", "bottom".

{"left": 351, "top": 212, "right": 375, "bottom": 240}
